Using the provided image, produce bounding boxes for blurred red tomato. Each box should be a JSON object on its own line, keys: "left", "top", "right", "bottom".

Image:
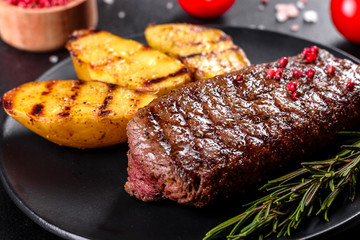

{"left": 177, "top": 0, "right": 235, "bottom": 18}
{"left": 330, "top": 0, "right": 360, "bottom": 44}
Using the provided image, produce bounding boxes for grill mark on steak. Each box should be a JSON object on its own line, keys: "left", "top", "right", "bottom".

{"left": 125, "top": 48, "right": 360, "bottom": 207}
{"left": 177, "top": 89, "right": 231, "bottom": 162}
{"left": 158, "top": 90, "right": 240, "bottom": 200}
{"left": 188, "top": 81, "right": 248, "bottom": 157}
{"left": 211, "top": 73, "right": 287, "bottom": 151}
{"left": 187, "top": 84, "right": 258, "bottom": 199}
{"left": 146, "top": 95, "right": 204, "bottom": 199}
{"left": 172, "top": 86, "right": 233, "bottom": 196}
{"left": 222, "top": 76, "right": 300, "bottom": 173}
{"left": 164, "top": 88, "right": 245, "bottom": 201}
{"left": 172, "top": 81, "right": 278, "bottom": 200}
{"left": 169, "top": 98, "right": 204, "bottom": 197}
{"left": 154, "top": 79, "right": 268, "bottom": 201}
{"left": 138, "top": 104, "right": 184, "bottom": 200}
{"left": 147, "top": 106, "right": 172, "bottom": 156}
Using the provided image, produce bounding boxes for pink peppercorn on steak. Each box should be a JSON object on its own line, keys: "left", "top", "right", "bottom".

{"left": 125, "top": 47, "right": 360, "bottom": 207}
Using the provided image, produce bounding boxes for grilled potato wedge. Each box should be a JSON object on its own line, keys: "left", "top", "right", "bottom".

{"left": 145, "top": 23, "right": 250, "bottom": 80}
{"left": 2, "top": 80, "right": 156, "bottom": 149}
{"left": 66, "top": 29, "right": 192, "bottom": 95}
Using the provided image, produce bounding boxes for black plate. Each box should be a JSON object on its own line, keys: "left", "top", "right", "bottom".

{"left": 1, "top": 27, "right": 360, "bottom": 240}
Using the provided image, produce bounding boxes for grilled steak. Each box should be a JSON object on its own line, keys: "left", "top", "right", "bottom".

{"left": 125, "top": 48, "right": 360, "bottom": 207}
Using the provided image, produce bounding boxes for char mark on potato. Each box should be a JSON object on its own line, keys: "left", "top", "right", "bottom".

{"left": 73, "top": 80, "right": 85, "bottom": 87}
{"left": 98, "top": 86, "right": 117, "bottom": 115}
{"left": 180, "top": 47, "right": 240, "bottom": 59}
{"left": 100, "top": 96, "right": 113, "bottom": 110}
{"left": 42, "top": 81, "right": 57, "bottom": 95}
{"left": 58, "top": 112, "right": 71, "bottom": 117}
{"left": 30, "top": 104, "right": 44, "bottom": 117}
{"left": 2, "top": 99, "right": 13, "bottom": 111}
{"left": 99, "top": 110, "right": 112, "bottom": 116}
{"left": 106, "top": 83, "right": 119, "bottom": 92}
{"left": 144, "top": 67, "right": 190, "bottom": 85}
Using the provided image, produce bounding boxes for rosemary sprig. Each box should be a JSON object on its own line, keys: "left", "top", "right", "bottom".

{"left": 204, "top": 131, "right": 360, "bottom": 240}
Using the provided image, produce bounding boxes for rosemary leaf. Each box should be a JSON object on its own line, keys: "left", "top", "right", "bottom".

{"left": 349, "top": 172, "right": 358, "bottom": 201}
{"left": 337, "top": 131, "right": 360, "bottom": 137}
{"left": 203, "top": 131, "right": 360, "bottom": 240}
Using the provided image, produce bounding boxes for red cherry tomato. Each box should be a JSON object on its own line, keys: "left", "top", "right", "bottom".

{"left": 330, "top": 0, "right": 360, "bottom": 44}
{"left": 177, "top": 0, "right": 235, "bottom": 18}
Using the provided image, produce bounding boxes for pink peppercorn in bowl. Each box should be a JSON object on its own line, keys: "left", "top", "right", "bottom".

{"left": 0, "top": 0, "right": 98, "bottom": 52}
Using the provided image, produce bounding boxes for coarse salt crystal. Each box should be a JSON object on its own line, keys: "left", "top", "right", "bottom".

{"left": 275, "top": 3, "right": 299, "bottom": 22}
{"left": 275, "top": 4, "right": 299, "bottom": 18}
{"left": 118, "top": 11, "right": 126, "bottom": 19}
{"left": 296, "top": 1, "right": 305, "bottom": 9}
{"left": 49, "top": 55, "right": 59, "bottom": 64}
{"left": 286, "top": 5, "right": 299, "bottom": 18}
{"left": 249, "top": 24, "right": 257, "bottom": 29}
{"left": 166, "top": 2, "right": 173, "bottom": 9}
{"left": 103, "top": 0, "right": 114, "bottom": 5}
{"left": 303, "top": 10, "right": 318, "bottom": 23}
{"left": 276, "top": 11, "right": 288, "bottom": 22}
{"left": 258, "top": 24, "right": 266, "bottom": 30}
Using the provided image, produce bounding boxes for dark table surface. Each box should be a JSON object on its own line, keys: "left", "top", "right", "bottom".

{"left": 1, "top": 0, "right": 360, "bottom": 239}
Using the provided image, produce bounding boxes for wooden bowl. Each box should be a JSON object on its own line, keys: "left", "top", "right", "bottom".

{"left": 0, "top": 0, "right": 98, "bottom": 52}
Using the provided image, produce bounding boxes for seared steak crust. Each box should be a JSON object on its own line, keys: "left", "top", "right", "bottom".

{"left": 125, "top": 49, "right": 360, "bottom": 207}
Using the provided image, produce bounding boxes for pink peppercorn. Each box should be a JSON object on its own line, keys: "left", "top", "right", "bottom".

{"left": 5, "top": 0, "right": 73, "bottom": 8}
{"left": 306, "top": 52, "right": 317, "bottom": 63}
{"left": 235, "top": 74, "right": 243, "bottom": 81}
{"left": 292, "top": 69, "right": 303, "bottom": 78}
{"left": 310, "top": 45, "right": 319, "bottom": 54}
{"left": 327, "top": 65, "right": 336, "bottom": 75}
{"left": 266, "top": 68, "right": 276, "bottom": 79}
{"left": 302, "top": 48, "right": 310, "bottom": 57}
{"left": 274, "top": 68, "right": 283, "bottom": 79}
{"left": 306, "top": 68, "right": 315, "bottom": 78}
{"left": 288, "top": 80, "right": 298, "bottom": 92}
{"left": 346, "top": 81, "right": 355, "bottom": 90}
{"left": 292, "top": 92, "right": 299, "bottom": 100}
{"left": 279, "top": 57, "right": 288, "bottom": 67}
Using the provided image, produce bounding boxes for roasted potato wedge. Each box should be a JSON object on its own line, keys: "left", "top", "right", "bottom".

{"left": 145, "top": 23, "right": 251, "bottom": 80}
{"left": 2, "top": 80, "right": 156, "bottom": 149}
{"left": 66, "top": 29, "right": 192, "bottom": 95}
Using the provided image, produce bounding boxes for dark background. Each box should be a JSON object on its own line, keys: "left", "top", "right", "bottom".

{"left": 1, "top": 0, "right": 360, "bottom": 239}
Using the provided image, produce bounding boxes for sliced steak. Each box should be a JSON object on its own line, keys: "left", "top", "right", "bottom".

{"left": 125, "top": 48, "right": 360, "bottom": 207}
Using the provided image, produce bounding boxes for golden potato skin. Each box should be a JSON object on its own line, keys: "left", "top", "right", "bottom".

{"left": 66, "top": 29, "right": 192, "bottom": 95}
{"left": 2, "top": 80, "right": 156, "bottom": 149}
{"left": 145, "top": 23, "right": 251, "bottom": 80}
